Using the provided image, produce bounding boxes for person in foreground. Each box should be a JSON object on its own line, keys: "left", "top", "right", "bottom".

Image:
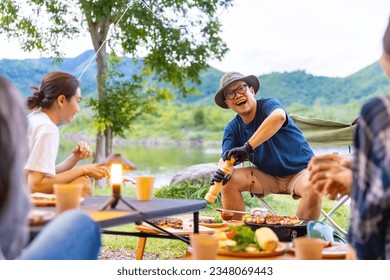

{"left": 210, "top": 72, "right": 321, "bottom": 220}
{"left": 0, "top": 75, "right": 101, "bottom": 260}
{"left": 308, "top": 17, "right": 390, "bottom": 260}
{"left": 24, "top": 71, "right": 109, "bottom": 196}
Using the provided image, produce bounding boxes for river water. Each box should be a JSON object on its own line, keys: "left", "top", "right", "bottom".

{"left": 59, "top": 143, "right": 353, "bottom": 188}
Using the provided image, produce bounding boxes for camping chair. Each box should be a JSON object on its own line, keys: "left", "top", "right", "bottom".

{"left": 287, "top": 114, "right": 357, "bottom": 237}
{"left": 319, "top": 195, "right": 350, "bottom": 236}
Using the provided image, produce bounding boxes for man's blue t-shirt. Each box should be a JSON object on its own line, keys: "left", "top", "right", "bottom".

{"left": 222, "top": 98, "right": 314, "bottom": 176}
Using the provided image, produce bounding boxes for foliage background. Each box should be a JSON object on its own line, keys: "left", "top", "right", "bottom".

{"left": 1, "top": 52, "right": 389, "bottom": 143}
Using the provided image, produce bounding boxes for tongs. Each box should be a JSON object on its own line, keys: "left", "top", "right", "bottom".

{"left": 216, "top": 208, "right": 249, "bottom": 215}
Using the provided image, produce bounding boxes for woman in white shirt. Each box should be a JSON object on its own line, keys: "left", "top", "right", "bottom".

{"left": 0, "top": 75, "right": 101, "bottom": 260}
{"left": 25, "top": 71, "right": 109, "bottom": 196}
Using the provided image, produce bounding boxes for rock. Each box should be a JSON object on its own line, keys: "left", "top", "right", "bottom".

{"left": 170, "top": 163, "right": 219, "bottom": 185}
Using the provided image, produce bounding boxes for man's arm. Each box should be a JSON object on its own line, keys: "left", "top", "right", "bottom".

{"left": 223, "top": 108, "right": 286, "bottom": 164}
{"left": 247, "top": 108, "right": 286, "bottom": 148}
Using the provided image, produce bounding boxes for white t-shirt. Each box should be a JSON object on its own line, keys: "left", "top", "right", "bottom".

{"left": 24, "top": 110, "right": 59, "bottom": 176}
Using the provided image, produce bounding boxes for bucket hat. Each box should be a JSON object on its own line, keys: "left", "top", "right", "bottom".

{"left": 214, "top": 72, "right": 260, "bottom": 109}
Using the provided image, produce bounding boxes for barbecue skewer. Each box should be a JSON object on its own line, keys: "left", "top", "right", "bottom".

{"left": 216, "top": 208, "right": 250, "bottom": 215}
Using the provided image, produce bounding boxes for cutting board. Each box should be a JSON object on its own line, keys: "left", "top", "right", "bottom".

{"left": 136, "top": 221, "right": 215, "bottom": 236}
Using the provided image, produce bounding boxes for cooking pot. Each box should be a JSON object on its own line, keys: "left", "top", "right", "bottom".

{"left": 244, "top": 219, "right": 309, "bottom": 242}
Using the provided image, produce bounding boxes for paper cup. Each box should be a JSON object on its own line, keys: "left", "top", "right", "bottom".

{"left": 189, "top": 234, "right": 218, "bottom": 260}
{"left": 294, "top": 237, "right": 324, "bottom": 260}
{"left": 135, "top": 176, "right": 155, "bottom": 200}
{"left": 53, "top": 183, "right": 83, "bottom": 213}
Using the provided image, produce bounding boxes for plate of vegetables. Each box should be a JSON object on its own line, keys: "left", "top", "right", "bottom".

{"left": 215, "top": 225, "right": 286, "bottom": 257}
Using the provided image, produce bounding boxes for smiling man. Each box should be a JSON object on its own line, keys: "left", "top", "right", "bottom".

{"left": 211, "top": 72, "right": 321, "bottom": 220}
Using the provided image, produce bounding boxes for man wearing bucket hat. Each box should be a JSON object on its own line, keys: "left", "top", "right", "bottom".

{"left": 211, "top": 72, "right": 322, "bottom": 220}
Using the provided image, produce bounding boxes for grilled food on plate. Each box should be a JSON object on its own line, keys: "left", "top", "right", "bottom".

{"left": 214, "top": 225, "right": 279, "bottom": 253}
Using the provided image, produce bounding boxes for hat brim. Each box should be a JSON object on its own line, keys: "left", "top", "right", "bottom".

{"left": 214, "top": 75, "right": 260, "bottom": 109}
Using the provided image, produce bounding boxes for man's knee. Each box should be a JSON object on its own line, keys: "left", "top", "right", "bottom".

{"left": 221, "top": 180, "right": 235, "bottom": 196}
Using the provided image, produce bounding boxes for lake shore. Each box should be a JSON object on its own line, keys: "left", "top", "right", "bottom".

{"left": 61, "top": 134, "right": 353, "bottom": 189}
{"left": 61, "top": 133, "right": 221, "bottom": 148}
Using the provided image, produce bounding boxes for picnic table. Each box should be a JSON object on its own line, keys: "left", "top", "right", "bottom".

{"left": 30, "top": 195, "right": 207, "bottom": 259}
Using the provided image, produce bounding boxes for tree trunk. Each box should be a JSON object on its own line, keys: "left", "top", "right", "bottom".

{"left": 87, "top": 16, "right": 111, "bottom": 162}
{"left": 95, "top": 49, "right": 108, "bottom": 161}
{"left": 94, "top": 131, "right": 105, "bottom": 164}
{"left": 94, "top": 131, "right": 106, "bottom": 187}
{"left": 105, "top": 126, "right": 113, "bottom": 157}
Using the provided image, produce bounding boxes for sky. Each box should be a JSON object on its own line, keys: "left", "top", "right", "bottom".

{"left": 0, "top": 0, "right": 389, "bottom": 78}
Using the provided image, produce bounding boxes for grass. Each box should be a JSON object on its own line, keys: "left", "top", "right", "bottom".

{"left": 93, "top": 181, "right": 350, "bottom": 260}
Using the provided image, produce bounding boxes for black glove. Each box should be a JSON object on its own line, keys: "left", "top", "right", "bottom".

{"left": 210, "top": 169, "right": 232, "bottom": 186}
{"left": 222, "top": 141, "right": 254, "bottom": 165}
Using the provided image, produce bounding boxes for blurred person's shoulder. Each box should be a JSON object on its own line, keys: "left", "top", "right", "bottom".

{"left": 360, "top": 95, "right": 390, "bottom": 118}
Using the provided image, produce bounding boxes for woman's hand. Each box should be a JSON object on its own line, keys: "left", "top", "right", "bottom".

{"left": 72, "top": 141, "right": 94, "bottom": 160}
{"left": 79, "top": 164, "right": 110, "bottom": 180}
{"left": 308, "top": 153, "right": 351, "bottom": 169}
{"left": 308, "top": 154, "right": 352, "bottom": 200}
{"left": 322, "top": 168, "right": 351, "bottom": 200}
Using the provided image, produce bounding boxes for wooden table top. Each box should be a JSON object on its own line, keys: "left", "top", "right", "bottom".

{"left": 183, "top": 243, "right": 347, "bottom": 260}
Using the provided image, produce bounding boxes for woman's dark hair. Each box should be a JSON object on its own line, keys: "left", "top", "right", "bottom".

{"left": 0, "top": 76, "right": 27, "bottom": 209}
{"left": 27, "top": 71, "right": 80, "bottom": 110}
{"left": 384, "top": 17, "right": 390, "bottom": 55}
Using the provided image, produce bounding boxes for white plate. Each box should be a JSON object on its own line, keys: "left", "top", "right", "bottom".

{"left": 217, "top": 243, "right": 286, "bottom": 258}
{"left": 200, "top": 221, "right": 228, "bottom": 228}
{"left": 137, "top": 222, "right": 215, "bottom": 236}
{"left": 30, "top": 193, "right": 56, "bottom": 206}
{"left": 322, "top": 243, "right": 348, "bottom": 258}
{"left": 28, "top": 209, "right": 56, "bottom": 225}
{"left": 31, "top": 193, "right": 84, "bottom": 207}
{"left": 288, "top": 242, "right": 348, "bottom": 258}
{"left": 185, "top": 216, "right": 227, "bottom": 228}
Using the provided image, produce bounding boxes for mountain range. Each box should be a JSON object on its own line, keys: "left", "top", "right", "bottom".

{"left": 1, "top": 50, "right": 389, "bottom": 107}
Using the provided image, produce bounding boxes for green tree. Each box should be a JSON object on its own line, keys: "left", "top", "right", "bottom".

{"left": 193, "top": 108, "right": 205, "bottom": 127}
{"left": 87, "top": 53, "right": 171, "bottom": 153}
{"left": 0, "top": 0, "right": 233, "bottom": 162}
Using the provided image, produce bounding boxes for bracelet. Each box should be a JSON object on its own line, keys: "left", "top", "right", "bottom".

{"left": 85, "top": 175, "right": 93, "bottom": 182}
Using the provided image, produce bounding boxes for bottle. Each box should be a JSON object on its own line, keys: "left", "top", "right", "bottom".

{"left": 204, "top": 157, "right": 235, "bottom": 203}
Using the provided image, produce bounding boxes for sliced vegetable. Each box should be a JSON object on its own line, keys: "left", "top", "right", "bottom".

{"left": 226, "top": 226, "right": 260, "bottom": 251}
{"left": 226, "top": 229, "right": 238, "bottom": 239}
